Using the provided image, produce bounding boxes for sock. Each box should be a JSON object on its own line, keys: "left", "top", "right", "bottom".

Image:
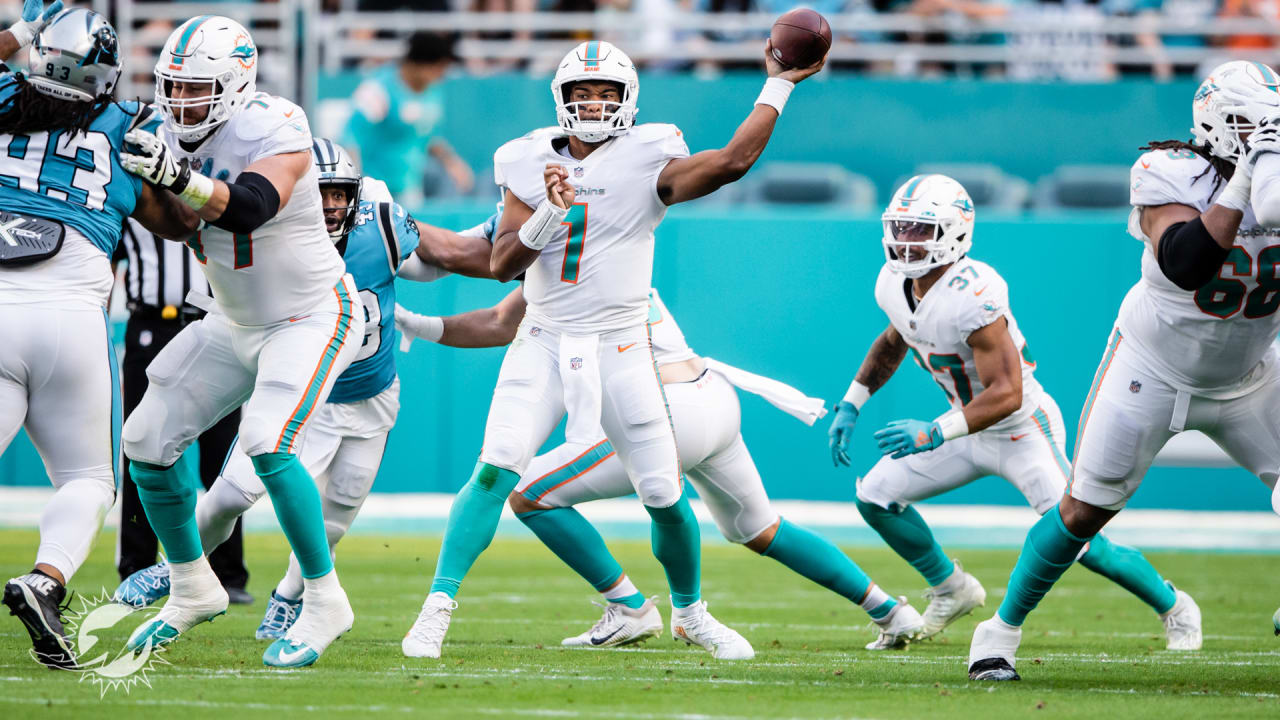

{"left": 761, "top": 518, "right": 880, "bottom": 610}
{"left": 1078, "top": 533, "right": 1177, "bottom": 614}
{"left": 35, "top": 478, "right": 114, "bottom": 582}
{"left": 517, "top": 506, "right": 634, "bottom": 600}
{"left": 276, "top": 554, "right": 305, "bottom": 601}
{"left": 855, "top": 497, "right": 954, "bottom": 586}
{"left": 602, "top": 576, "right": 645, "bottom": 609}
{"left": 645, "top": 494, "right": 701, "bottom": 609}
{"left": 997, "top": 505, "right": 1091, "bottom": 626}
{"left": 276, "top": 498, "right": 356, "bottom": 601}
{"left": 130, "top": 460, "right": 203, "bottom": 564}
{"left": 196, "top": 479, "right": 255, "bottom": 555}
{"left": 861, "top": 584, "right": 897, "bottom": 620}
{"left": 250, "top": 452, "right": 331, "bottom": 579}
{"left": 429, "top": 462, "right": 521, "bottom": 598}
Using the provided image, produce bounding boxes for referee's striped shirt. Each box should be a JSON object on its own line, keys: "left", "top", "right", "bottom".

{"left": 114, "top": 219, "right": 208, "bottom": 311}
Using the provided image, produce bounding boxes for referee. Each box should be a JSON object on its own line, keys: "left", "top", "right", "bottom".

{"left": 113, "top": 219, "right": 252, "bottom": 603}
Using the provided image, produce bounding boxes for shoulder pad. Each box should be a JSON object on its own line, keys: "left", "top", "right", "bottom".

{"left": 361, "top": 176, "right": 393, "bottom": 204}
{"left": 1130, "top": 148, "right": 1216, "bottom": 208}
{"left": 125, "top": 103, "right": 162, "bottom": 133}
{"left": 232, "top": 94, "right": 308, "bottom": 143}
{"left": 494, "top": 127, "right": 560, "bottom": 166}
{"left": 631, "top": 123, "right": 683, "bottom": 144}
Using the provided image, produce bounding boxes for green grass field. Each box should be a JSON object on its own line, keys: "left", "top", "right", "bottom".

{"left": 1, "top": 528, "right": 1277, "bottom": 719}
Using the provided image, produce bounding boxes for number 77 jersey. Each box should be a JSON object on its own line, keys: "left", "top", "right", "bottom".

{"left": 493, "top": 124, "right": 689, "bottom": 334}
{"left": 874, "top": 257, "right": 1045, "bottom": 434}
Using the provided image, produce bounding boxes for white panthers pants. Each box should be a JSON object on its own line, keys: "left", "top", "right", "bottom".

{"left": 856, "top": 395, "right": 1071, "bottom": 515}
{"left": 122, "top": 276, "right": 363, "bottom": 466}
{"left": 515, "top": 369, "right": 778, "bottom": 544}
{"left": 0, "top": 303, "right": 119, "bottom": 579}
{"left": 481, "top": 319, "right": 682, "bottom": 508}
{"left": 1069, "top": 328, "right": 1280, "bottom": 510}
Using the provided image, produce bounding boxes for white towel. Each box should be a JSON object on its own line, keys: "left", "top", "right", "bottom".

{"left": 704, "top": 358, "right": 829, "bottom": 426}
{"left": 559, "top": 333, "right": 604, "bottom": 444}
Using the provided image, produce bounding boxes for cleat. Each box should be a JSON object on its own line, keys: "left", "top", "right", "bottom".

{"left": 669, "top": 599, "right": 754, "bottom": 660}
{"left": 968, "top": 616, "right": 1022, "bottom": 681}
{"left": 921, "top": 561, "right": 986, "bottom": 638}
{"left": 1272, "top": 607, "right": 1280, "bottom": 636}
{"left": 256, "top": 591, "right": 303, "bottom": 640}
{"left": 562, "top": 597, "right": 663, "bottom": 648}
{"left": 968, "top": 657, "right": 1021, "bottom": 681}
{"left": 113, "top": 562, "right": 171, "bottom": 609}
{"left": 866, "top": 597, "right": 924, "bottom": 650}
{"left": 125, "top": 559, "right": 227, "bottom": 652}
{"left": 4, "top": 574, "right": 76, "bottom": 669}
{"left": 226, "top": 587, "right": 255, "bottom": 605}
{"left": 402, "top": 592, "right": 456, "bottom": 659}
{"left": 263, "top": 578, "right": 352, "bottom": 668}
{"left": 1161, "top": 587, "right": 1202, "bottom": 650}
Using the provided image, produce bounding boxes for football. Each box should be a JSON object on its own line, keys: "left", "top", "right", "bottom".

{"left": 769, "top": 8, "right": 832, "bottom": 69}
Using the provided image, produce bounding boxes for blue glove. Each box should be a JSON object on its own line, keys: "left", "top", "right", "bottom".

{"left": 10, "top": 0, "right": 62, "bottom": 47}
{"left": 827, "top": 401, "right": 858, "bottom": 467}
{"left": 481, "top": 210, "right": 499, "bottom": 244}
{"left": 873, "top": 418, "right": 944, "bottom": 459}
{"left": 23, "top": 0, "right": 62, "bottom": 23}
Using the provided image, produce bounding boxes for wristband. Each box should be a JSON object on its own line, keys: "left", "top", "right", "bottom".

{"left": 518, "top": 200, "right": 568, "bottom": 251}
{"left": 176, "top": 171, "right": 214, "bottom": 211}
{"left": 934, "top": 409, "right": 969, "bottom": 441}
{"left": 755, "top": 77, "right": 795, "bottom": 116}
{"left": 8, "top": 22, "right": 37, "bottom": 48}
{"left": 842, "top": 380, "right": 871, "bottom": 410}
{"left": 398, "top": 313, "right": 444, "bottom": 351}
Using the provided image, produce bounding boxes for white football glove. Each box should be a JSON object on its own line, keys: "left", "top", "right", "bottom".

{"left": 8, "top": 0, "right": 63, "bottom": 49}
{"left": 121, "top": 130, "right": 190, "bottom": 189}
{"left": 395, "top": 303, "right": 444, "bottom": 351}
{"left": 1248, "top": 116, "right": 1280, "bottom": 161}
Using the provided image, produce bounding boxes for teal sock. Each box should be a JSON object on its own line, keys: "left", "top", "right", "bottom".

{"left": 645, "top": 495, "right": 700, "bottom": 608}
{"left": 761, "top": 517, "right": 874, "bottom": 605}
{"left": 610, "top": 591, "right": 646, "bottom": 609}
{"left": 1078, "top": 534, "right": 1177, "bottom": 614}
{"left": 429, "top": 462, "right": 520, "bottom": 598}
{"left": 250, "top": 452, "right": 331, "bottom": 579}
{"left": 855, "top": 497, "right": 955, "bottom": 586}
{"left": 517, "top": 507, "right": 628, "bottom": 594}
{"left": 997, "top": 505, "right": 1090, "bottom": 626}
{"left": 130, "top": 460, "right": 202, "bottom": 564}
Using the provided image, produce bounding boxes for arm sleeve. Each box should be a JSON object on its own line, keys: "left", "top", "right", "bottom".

{"left": 1156, "top": 218, "right": 1230, "bottom": 291}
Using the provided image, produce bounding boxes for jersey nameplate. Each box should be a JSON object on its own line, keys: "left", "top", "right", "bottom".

{"left": 0, "top": 210, "right": 66, "bottom": 266}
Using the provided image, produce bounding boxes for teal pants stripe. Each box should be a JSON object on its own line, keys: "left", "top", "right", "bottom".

{"left": 1072, "top": 328, "right": 1122, "bottom": 464}
{"left": 519, "top": 440, "right": 614, "bottom": 504}
{"left": 1031, "top": 408, "right": 1071, "bottom": 480}
{"left": 276, "top": 282, "right": 353, "bottom": 453}
{"left": 102, "top": 308, "right": 122, "bottom": 490}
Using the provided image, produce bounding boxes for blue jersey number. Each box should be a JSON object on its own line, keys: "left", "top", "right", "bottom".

{"left": 0, "top": 130, "right": 111, "bottom": 210}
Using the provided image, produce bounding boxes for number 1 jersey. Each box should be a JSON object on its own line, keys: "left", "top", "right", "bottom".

{"left": 493, "top": 124, "right": 689, "bottom": 334}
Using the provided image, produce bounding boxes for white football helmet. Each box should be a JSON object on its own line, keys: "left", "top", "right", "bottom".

{"left": 1191, "top": 60, "right": 1280, "bottom": 163}
{"left": 882, "top": 174, "right": 975, "bottom": 279}
{"left": 551, "top": 41, "right": 638, "bottom": 143}
{"left": 154, "top": 16, "right": 258, "bottom": 142}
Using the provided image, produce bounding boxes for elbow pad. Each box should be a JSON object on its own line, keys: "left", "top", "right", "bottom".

{"left": 1157, "top": 218, "right": 1230, "bottom": 291}
{"left": 210, "top": 172, "right": 281, "bottom": 235}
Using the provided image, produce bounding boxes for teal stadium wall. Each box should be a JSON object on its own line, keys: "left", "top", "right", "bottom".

{"left": 0, "top": 76, "right": 1270, "bottom": 511}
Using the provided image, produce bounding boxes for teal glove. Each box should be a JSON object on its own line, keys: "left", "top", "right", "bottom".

{"left": 827, "top": 401, "right": 858, "bottom": 467}
{"left": 874, "top": 418, "right": 944, "bottom": 459}
{"left": 10, "top": 0, "right": 63, "bottom": 47}
{"left": 481, "top": 210, "right": 499, "bottom": 243}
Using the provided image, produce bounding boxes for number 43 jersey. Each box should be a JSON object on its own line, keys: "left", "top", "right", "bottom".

{"left": 493, "top": 124, "right": 689, "bottom": 334}
{"left": 874, "top": 257, "right": 1044, "bottom": 434}
{"left": 1125, "top": 148, "right": 1280, "bottom": 397}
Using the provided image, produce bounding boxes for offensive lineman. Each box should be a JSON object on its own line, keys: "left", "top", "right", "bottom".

{"left": 0, "top": 4, "right": 201, "bottom": 668}
{"left": 398, "top": 288, "right": 927, "bottom": 650}
{"left": 401, "top": 39, "right": 824, "bottom": 660}
{"left": 829, "top": 175, "right": 1199, "bottom": 648}
{"left": 969, "top": 61, "right": 1280, "bottom": 681}
{"left": 116, "top": 17, "right": 365, "bottom": 668}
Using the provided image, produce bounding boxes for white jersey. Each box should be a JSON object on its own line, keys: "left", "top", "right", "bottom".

{"left": 162, "top": 93, "right": 345, "bottom": 326}
{"left": 647, "top": 287, "right": 695, "bottom": 365}
{"left": 494, "top": 124, "right": 689, "bottom": 333}
{"left": 875, "top": 257, "right": 1043, "bottom": 433}
{"left": 1123, "top": 148, "right": 1280, "bottom": 397}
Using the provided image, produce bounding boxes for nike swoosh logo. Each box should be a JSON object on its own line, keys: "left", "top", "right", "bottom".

{"left": 617, "top": 343, "right": 636, "bottom": 353}
{"left": 289, "top": 315, "right": 311, "bottom": 323}
{"left": 1141, "top": 160, "right": 1151, "bottom": 169}
{"left": 275, "top": 644, "right": 311, "bottom": 663}
{"left": 284, "top": 110, "right": 295, "bottom": 118}
{"left": 974, "top": 286, "right": 989, "bottom": 296}
{"left": 590, "top": 627, "right": 624, "bottom": 645}
{"left": 1011, "top": 433, "right": 1029, "bottom": 441}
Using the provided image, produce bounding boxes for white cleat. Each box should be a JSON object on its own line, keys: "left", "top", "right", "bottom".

{"left": 865, "top": 597, "right": 924, "bottom": 650}
{"left": 402, "top": 592, "right": 456, "bottom": 659}
{"left": 562, "top": 597, "right": 663, "bottom": 648}
{"left": 669, "top": 599, "right": 754, "bottom": 660}
{"left": 125, "top": 558, "right": 227, "bottom": 652}
{"left": 262, "top": 575, "right": 354, "bottom": 668}
{"left": 921, "top": 561, "right": 986, "bottom": 638}
{"left": 1161, "top": 588, "right": 1202, "bottom": 650}
{"left": 967, "top": 616, "right": 1022, "bottom": 681}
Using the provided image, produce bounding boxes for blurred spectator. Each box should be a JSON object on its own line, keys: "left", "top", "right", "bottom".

{"left": 1218, "top": 0, "right": 1280, "bottom": 51}
{"left": 466, "top": 0, "right": 538, "bottom": 74}
{"left": 343, "top": 32, "right": 475, "bottom": 207}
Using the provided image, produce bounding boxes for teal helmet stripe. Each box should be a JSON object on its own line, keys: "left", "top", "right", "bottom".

{"left": 585, "top": 40, "right": 599, "bottom": 67}
{"left": 901, "top": 174, "right": 925, "bottom": 199}
{"left": 174, "top": 15, "right": 213, "bottom": 55}
{"left": 1253, "top": 61, "right": 1280, "bottom": 89}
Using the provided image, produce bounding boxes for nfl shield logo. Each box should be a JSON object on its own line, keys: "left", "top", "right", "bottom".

{"left": 909, "top": 320, "right": 917, "bottom": 330}
{"left": 1129, "top": 380, "right": 1142, "bottom": 394}
{"left": 573, "top": 167, "right": 584, "bottom": 178}
{"left": 570, "top": 356, "right": 583, "bottom": 371}
{"left": 530, "top": 326, "right": 541, "bottom": 336}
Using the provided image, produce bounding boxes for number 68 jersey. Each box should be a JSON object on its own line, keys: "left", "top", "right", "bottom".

{"left": 874, "top": 257, "right": 1044, "bottom": 434}
{"left": 1124, "top": 148, "right": 1280, "bottom": 398}
{"left": 493, "top": 124, "right": 689, "bottom": 334}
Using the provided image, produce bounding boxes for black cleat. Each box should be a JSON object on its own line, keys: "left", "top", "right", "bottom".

{"left": 968, "top": 657, "right": 1021, "bottom": 681}
{"left": 3, "top": 573, "right": 76, "bottom": 669}
{"left": 226, "top": 587, "right": 255, "bottom": 605}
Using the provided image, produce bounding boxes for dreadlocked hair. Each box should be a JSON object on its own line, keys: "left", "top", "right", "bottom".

{"left": 1140, "top": 139, "right": 1234, "bottom": 193}
{"left": 0, "top": 73, "right": 114, "bottom": 139}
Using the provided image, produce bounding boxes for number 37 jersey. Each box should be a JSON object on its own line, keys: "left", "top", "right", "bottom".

{"left": 1124, "top": 148, "right": 1280, "bottom": 397}
{"left": 493, "top": 124, "right": 689, "bottom": 334}
{"left": 874, "top": 257, "right": 1044, "bottom": 433}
